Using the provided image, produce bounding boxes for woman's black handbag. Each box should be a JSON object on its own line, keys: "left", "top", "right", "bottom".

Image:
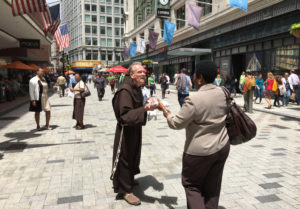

{"left": 222, "top": 87, "right": 257, "bottom": 145}
{"left": 80, "top": 83, "right": 91, "bottom": 98}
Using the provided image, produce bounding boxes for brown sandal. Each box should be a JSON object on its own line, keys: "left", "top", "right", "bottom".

{"left": 123, "top": 193, "right": 141, "bottom": 206}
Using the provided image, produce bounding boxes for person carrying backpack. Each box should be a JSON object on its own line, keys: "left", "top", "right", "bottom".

{"left": 175, "top": 68, "right": 193, "bottom": 107}
{"left": 243, "top": 69, "right": 256, "bottom": 113}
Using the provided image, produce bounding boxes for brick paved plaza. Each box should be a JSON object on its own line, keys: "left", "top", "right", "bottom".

{"left": 0, "top": 84, "right": 299, "bottom": 209}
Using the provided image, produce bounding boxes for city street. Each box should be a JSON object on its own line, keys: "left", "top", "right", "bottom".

{"left": 0, "top": 84, "right": 299, "bottom": 209}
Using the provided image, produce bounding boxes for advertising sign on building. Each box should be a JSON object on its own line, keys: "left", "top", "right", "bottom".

{"left": 274, "top": 45, "right": 299, "bottom": 71}
{"left": 246, "top": 52, "right": 262, "bottom": 72}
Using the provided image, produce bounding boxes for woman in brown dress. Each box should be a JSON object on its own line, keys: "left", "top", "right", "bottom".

{"left": 29, "top": 68, "right": 51, "bottom": 130}
{"left": 70, "top": 74, "right": 86, "bottom": 129}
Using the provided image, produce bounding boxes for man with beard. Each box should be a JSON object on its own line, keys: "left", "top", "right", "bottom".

{"left": 111, "top": 62, "right": 156, "bottom": 205}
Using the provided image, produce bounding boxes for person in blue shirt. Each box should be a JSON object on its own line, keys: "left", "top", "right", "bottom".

{"left": 255, "top": 73, "right": 264, "bottom": 104}
{"left": 69, "top": 74, "right": 77, "bottom": 88}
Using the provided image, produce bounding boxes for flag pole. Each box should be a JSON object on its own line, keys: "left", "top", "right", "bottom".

{"left": 187, "top": 0, "right": 219, "bottom": 7}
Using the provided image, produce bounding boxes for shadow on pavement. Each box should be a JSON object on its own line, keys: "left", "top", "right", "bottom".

{"left": 84, "top": 124, "right": 97, "bottom": 129}
{"left": 4, "top": 131, "right": 42, "bottom": 141}
{"left": 51, "top": 104, "right": 72, "bottom": 107}
{"left": 133, "top": 175, "right": 177, "bottom": 209}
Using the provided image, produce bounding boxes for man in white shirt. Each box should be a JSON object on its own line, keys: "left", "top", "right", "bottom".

{"left": 288, "top": 70, "right": 300, "bottom": 105}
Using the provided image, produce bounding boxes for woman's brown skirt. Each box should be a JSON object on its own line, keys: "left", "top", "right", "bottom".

{"left": 73, "top": 98, "right": 85, "bottom": 121}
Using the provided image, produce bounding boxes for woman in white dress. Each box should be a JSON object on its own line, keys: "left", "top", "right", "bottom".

{"left": 29, "top": 68, "right": 51, "bottom": 130}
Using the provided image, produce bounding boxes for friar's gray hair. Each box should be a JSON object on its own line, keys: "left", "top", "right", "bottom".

{"left": 128, "top": 62, "right": 142, "bottom": 74}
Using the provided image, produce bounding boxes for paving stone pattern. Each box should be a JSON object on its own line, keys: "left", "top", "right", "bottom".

{"left": 0, "top": 85, "right": 299, "bottom": 209}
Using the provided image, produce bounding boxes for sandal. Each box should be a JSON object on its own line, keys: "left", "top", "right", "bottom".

{"left": 123, "top": 193, "right": 141, "bottom": 206}
{"left": 44, "top": 126, "right": 52, "bottom": 130}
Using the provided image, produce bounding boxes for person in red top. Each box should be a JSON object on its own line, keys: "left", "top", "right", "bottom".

{"left": 264, "top": 72, "right": 275, "bottom": 109}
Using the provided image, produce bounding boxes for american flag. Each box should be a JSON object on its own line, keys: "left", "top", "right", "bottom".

{"left": 48, "top": 4, "right": 61, "bottom": 35}
{"left": 54, "top": 24, "right": 69, "bottom": 52}
{"left": 12, "top": 0, "right": 47, "bottom": 16}
{"left": 40, "top": 6, "right": 52, "bottom": 35}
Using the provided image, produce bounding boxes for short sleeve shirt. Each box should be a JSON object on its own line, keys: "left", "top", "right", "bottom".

{"left": 74, "top": 80, "right": 85, "bottom": 98}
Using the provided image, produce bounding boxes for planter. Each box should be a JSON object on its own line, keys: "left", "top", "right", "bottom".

{"left": 291, "top": 28, "right": 300, "bottom": 38}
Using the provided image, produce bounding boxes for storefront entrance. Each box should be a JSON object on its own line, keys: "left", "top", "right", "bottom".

{"left": 232, "top": 54, "right": 246, "bottom": 92}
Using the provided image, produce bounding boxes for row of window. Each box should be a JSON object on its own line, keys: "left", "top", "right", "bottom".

{"left": 85, "top": 26, "right": 124, "bottom": 36}
{"left": 85, "top": 51, "right": 122, "bottom": 62}
{"left": 99, "top": 0, "right": 124, "bottom": 4}
{"left": 85, "top": 15, "right": 124, "bottom": 24}
{"left": 85, "top": 37, "right": 122, "bottom": 47}
{"left": 85, "top": 5, "right": 123, "bottom": 14}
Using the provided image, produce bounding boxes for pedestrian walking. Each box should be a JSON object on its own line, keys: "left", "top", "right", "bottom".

{"left": 71, "top": 74, "right": 86, "bottom": 130}
{"left": 166, "top": 74, "right": 170, "bottom": 94}
{"left": 108, "top": 73, "right": 115, "bottom": 94}
{"left": 214, "top": 74, "right": 223, "bottom": 86}
{"left": 273, "top": 75, "right": 281, "bottom": 107}
{"left": 157, "top": 61, "right": 230, "bottom": 209}
{"left": 255, "top": 73, "right": 264, "bottom": 104}
{"left": 239, "top": 71, "right": 245, "bottom": 93}
{"left": 56, "top": 74, "right": 67, "bottom": 97}
{"left": 264, "top": 72, "right": 275, "bottom": 109}
{"left": 282, "top": 73, "right": 291, "bottom": 106}
{"left": 243, "top": 70, "right": 256, "bottom": 113}
{"left": 111, "top": 62, "right": 156, "bottom": 206}
{"left": 174, "top": 68, "right": 192, "bottom": 107}
{"left": 29, "top": 68, "right": 51, "bottom": 130}
{"left": 148, "top": 73, "right": 155, "bottom": 97}
{"left": 288, "top": 69, "right": 300, "bottom": 105}
{"left": 69, "top": 73, "right": 77, "bottom": 88}
{"left": 160, "top": 73, "right": 168, "bottom": 99}
{"left": 94, "top": 72, "right": 107, "bottom": 101}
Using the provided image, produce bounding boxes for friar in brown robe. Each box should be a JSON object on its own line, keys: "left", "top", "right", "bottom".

{"left": 111, "top": 63, "right": 156, "bottom": 205}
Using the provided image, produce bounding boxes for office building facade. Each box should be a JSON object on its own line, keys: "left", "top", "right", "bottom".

{"left": 61, "top": 0, "right": 125, "bottom": 65}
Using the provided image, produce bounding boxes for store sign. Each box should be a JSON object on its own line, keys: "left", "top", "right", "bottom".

{"left": 156, "top": 0, "right": 170, "bottom": 18}
{"left": 19, "top": 39, "right": 40, "bottom": 49}
{"left": 275, "top": 45, "right": 299, "bottom": 71}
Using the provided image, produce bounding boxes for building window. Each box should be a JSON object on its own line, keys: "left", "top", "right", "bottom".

{"left": 100, "top": 38, "right": 106, "bottom": 46}
{"left": 100, "top": 26, "right": 106, "bottom": 35}
{"left": 121, "top": 18, "right": 124, "bottom": 24}
{"left": 107, "top": 0, "right": 111, "bottom": 3}
{"left": 92, "top": 38, "right": 98, "bottom": 45}
{"left": 100, "top": 6, "right": 105, "bottom": 13}
{"left": 93, "top": 52, "right": 98, "bottom": 60}
{"left": 92, "top": 26, "right": 97, "bottom": 34}
{"left": 176, "top": 5, "right": 185, "bottom": 30}
{"left": 85, "top": 25, "right": 91, "bottom": 34}
{"left": 115, "top": 39, "right": 120, "bottom": 47}
{"left": 86, "top": 50, "right": 92, "bottom": 60}
{"left": 92, "top": 5, "right": 97, "bottom": 12}
{"left": 121, "top": 28, "right": 124, "bottom": 35}
{"left": 107, "top": 39, "right": 113, "bottom": 47}
{"left": 197, "top": 0, "right": 212, "bottom": 16}
{"left": 115, "top": 54, "right": 120, "bottom": 61}
{"left": 140, "top": 32, "right": 144, "bottom": 39}
{"left": 101, "top": 53, "right": 106, "bottom": 61}
{"left": 107, "top": 6, "right": 112, "bottom": 14}
{"left": 107, "top": 27, "right": 112, "bottom": 36}
{"left": 108, "top": 54, "right": 112, "bottom": 61}
{"left": 114, "top": 0, "right": 119, "bottom": 3}
{"left": 100, "top": 16, "right": 106, "bottom": 23}
{"left": 115, "top": 28, "right": 120, "bottom": 36}
{"left": 99, "top": 0, "right": 105, "bottom": 2}
{"left": 85, "top": 15, "right": 91, "bottom": 22}
{"left": 85, "top": 4, "right": 90, "bottom": 11}
{"left": 114, "top": 7, "right": 120, "bottom": 14}
{"left": 85, "top": 37, "right": 91, "bottom": 45}
{"left": 92, "top": 15, "right": 97, "bottom": 22}
{"left": 115, "top": 17, "right": 120, "bottom": 24}
{"left": 107, "top": 17, "right": 112, "bottom": 24}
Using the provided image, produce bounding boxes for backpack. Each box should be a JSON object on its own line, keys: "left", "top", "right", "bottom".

{"left": 176, "top": 74, "right": 187, "bottom": 91}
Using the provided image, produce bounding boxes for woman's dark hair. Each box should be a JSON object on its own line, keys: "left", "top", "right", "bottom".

{"left": 195, "top": 61, "right": 217, "bottom": 83}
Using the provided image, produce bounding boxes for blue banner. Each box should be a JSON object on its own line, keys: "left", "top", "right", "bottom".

{"left": 229, "top": 0, "right": 248, "bottom": 12}
{"left": 129, "top": 42, "right": 137, "bottom": 57}
{"left": 163, "top": 20, "right": 176, "bottom": 45}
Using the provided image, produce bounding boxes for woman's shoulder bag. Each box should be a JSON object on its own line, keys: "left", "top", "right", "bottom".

{"left": 80, "top": 82, "right": 91, "bottom": 98}
{"left": 221, "top": 87, "right": 257, "bottom": 145}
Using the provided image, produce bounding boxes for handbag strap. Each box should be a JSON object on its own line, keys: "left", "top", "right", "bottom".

{"left": 110, "top": 125, "right": 124, "bottom": 180}
{"left": 221, "top": 86, "right": 233, "bottom": 107}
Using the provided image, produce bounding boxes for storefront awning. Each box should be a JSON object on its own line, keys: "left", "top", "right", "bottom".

{"left": 168, "top": 48, "right": 212, "bottom": 56}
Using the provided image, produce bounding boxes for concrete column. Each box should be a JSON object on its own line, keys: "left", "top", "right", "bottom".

{"left": 83, "top": 49, "right": 86, "bottom": 60}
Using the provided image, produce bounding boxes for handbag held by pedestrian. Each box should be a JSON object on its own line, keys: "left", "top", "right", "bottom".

{"left": 81, "top": 83, "right": 91, "bottom": 98}
{"left": 222, "top": 87, "right": 257, "bottom": 145}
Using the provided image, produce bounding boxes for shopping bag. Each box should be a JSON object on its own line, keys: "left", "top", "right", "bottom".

{"left": 68, "top": 89, "right": 74, "bottom": 99}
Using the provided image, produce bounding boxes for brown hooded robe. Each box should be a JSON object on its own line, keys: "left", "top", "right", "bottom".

{"left": 112, "top": 77, "right": 147, "bottom": 194}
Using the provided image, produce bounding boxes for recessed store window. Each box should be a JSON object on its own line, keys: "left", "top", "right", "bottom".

{"left": 114, "top": 17, "right": 120, "bottom": 24}
{"left": 85, "top": 37, "right": 91, "bottom": 45}
{"left": 176, "top": 5, "right": 185, "bottom": 29}
{"left": 100, "top": 26, "right": 106, "bottom": 35}
{"left": 85, "top": 25, "right": 91, "bottom": 34}
{"left": 107, "top": 39, "right": 113, "bottom": 47}
{"left": 85, "top": 15, "right": 91, "bottom": 22}
{"left": 92, "top": 5, "right": 97, "bottom": 12}
{"left": 85, "top": 4, "right": 90, "bottom": 11}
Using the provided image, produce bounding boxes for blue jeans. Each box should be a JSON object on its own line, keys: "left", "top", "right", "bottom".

{"left": 293, "top": 85, "right": 300, "bottom": 104}
{"left": 178, "top": 92, "right": 189, "bottom": 107}
{"left": 282, "top": 89, "right": 291, "bottom": 106}
{"left": 255, "top": 88, "right": 263, "bottom": 103}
